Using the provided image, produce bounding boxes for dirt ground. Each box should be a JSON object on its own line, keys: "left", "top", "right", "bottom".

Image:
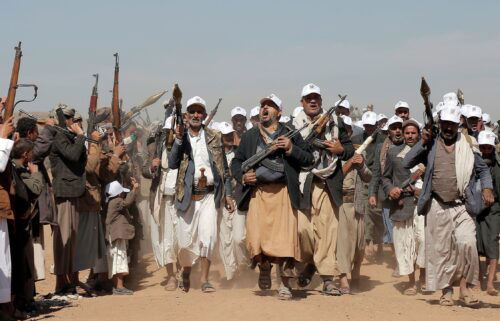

{"left": 32, "top": 225, "right": 499, "bottom": 321}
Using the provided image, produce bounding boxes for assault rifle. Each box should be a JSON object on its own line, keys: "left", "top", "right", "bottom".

{"left": 241, "top": 122, "right": 309, "bottom": 173}
{"left": 304, "top": 94, "right": 347, "bottom": 143}
{"left": 204, "top": 98, "right": 222, "bottom": 126}
{"left": 111, "top": 53, "right": 122, "bottom": 143}
{"left": 87, "top": 74, "right": 99, "bottom": 134}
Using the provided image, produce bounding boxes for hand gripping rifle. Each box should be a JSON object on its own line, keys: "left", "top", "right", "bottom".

{"left": 304, "top": 94, "right": 347, "bottom": 143}
{"left": 240, "top": 122, "right": 309, "bottom": 173}
{"left": 420, "top": 77, "right": 438, "bottom": 137}
{"left": 3, "top": 42, "right": 38, "bottom": 121}
{"left": 204, "top": 98, "right": 222, "bottom": 126}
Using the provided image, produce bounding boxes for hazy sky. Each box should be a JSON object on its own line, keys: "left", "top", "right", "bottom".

{"left": 1, "top": 0, "right": 499, "bottom": 123}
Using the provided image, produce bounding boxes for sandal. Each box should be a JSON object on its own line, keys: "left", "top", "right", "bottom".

{"left": 403, "top": 286, "right": 417, "bottom": 296}
{"left": 439, "top": 290, "right": 454, "bottom": 306}
{"left": 179, "top": 272, "right": 190, "bottom": 293}
{"left": 486, "top": 288, "right": 498, "bottom": 296}
{"left": 164, "top": 276, "right": 177, "bottom": 291}
{"left": 459, "top": 292, "right": 481, "bottom": 307}
{"left": 258, "top": 262, "right": 272, "bottom": 290}
{"left": 322, "top": 281, "right": 342, "bottom": 296}
{"left": 297, "top": 264, "right": 316, "bottom": 288}
{"left": 201, "top": 282, "right": 216, "bottom": 293}
{"left": 277, "top": 286, "right": 292, "bottom": 300}
{"left": 339, "top": 287, "right": 351, "bottom": 295}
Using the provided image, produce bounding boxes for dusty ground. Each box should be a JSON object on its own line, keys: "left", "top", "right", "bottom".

{"left": 32, "top": 225, "right": 500, "bottom": 321}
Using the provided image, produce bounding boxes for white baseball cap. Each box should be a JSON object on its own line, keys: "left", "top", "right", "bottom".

{"left": 482, "top": 113, "right": 491, "bottom": 124}
{"left": 260, "top": 94, "right": 282, "bottom": 110}
{"left": 354, "top": 120, "right": 363, "bottom": 128}
{"left": 105, "top": 181, "right": 130, "bottom": 202}
{"left": 443, "top": 92, "right": 459, "bottom": 106}
{"left": 377, "top": 113, "right": 388, "bottom": 122}
{"left": 250, "top": 106, "right": 260, "bottom": 117}
{"left": 218, "top": 122, "right": 234, "bottom": 135}
{"left": 394, "top": 101, "right": 410, "bottom": 110}
{"left": 460, "top": 104, "right": 471, "bottom": 117}
{"left": 335, "top": 98, "right": 350, "bottom": 109}
{"left": 362, "top": 111, "right": 377, "bottom": 126}
{"left": 387, "top": 115, "right": 403, "bottom": 127}
{"left": 467, "top": 105, "right": 482, "bottom": 118}
{"left": 231, "top": 106, "right": 247, "bottom": 118}
{"left": 163, "top": 115, "right": 173, "bottom": 129}
{"left": 436, "top": 101, "right": 445, "bottom": 113}
{"left": 440, "top": 104, "right": 461, "bottom": 123}
{"left": 279, "top": 115, "right": 291, "bottom": 123}
{"left": 478, "top": 131, "right": 497, "bottom": 147}
{"left": 341, "top": 115, "right": 352, "bottom": 127}
{"left": 301, "top": 83, "right": 321, "bottom": 97}
{"left": 292, "top": 106, "right": 303, "bottom": 118}
{"left": 186, "top": 96, "right": 206, "bottom": 109}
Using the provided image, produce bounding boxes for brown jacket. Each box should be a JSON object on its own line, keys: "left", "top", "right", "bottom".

{"left": 78, "top": 144, "right": 120, "bottom": 213}
{"left": 105, "top": 189, "right": 136, "bottom": 242}
{"left": 0, "top": 166, "right": 14, "bottom": 220}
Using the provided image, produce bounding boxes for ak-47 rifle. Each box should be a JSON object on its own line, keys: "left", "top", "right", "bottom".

{"left": 87, "top": 74, "right": 99, "bottom": 134}
{"left": 111, "top": 53, "right": 122, "bottom": 143}
{"left": 241, "top": 122, "right": 309, "bottom": 173}
{"left": 304, "top": 94, "right": 347, "bottom": 143}
{"left": 420, "top": 77, "right": 438, "bottom": 137}
{"left": 3, "top": 42, "right": 38, "bottom": 121}
{"left": 204, "top": 98, "right": 222, "bottom": 126}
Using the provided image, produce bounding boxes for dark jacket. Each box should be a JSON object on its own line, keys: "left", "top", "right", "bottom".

{"left": 403, "top": 134, "right": 493, "bottom": 215}
{"left": 301, "top": 116, "right": 354, "bottom": 209}
{"left": 49, "top": 131, "right": 87, "bottom": 198}
{"left": 231, "top": 124, "right": 314, "bottom": 211}
{"left": 381, "top": 144, "right": 416, "bottom": 221}
{"left": 168, "top": 127, "right": 232, "bottom": 212}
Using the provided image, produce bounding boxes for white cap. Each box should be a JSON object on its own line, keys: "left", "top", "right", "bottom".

{"left": 218, "top": 122, "right": 234, "bottom": 135}
{"left": 482, "top": 113, "right": 491, "bottom": 124}
{"left": 443, "top": 92, "right": 459, "bottom": 106}
{"left": 341, "top": 115, "right": 352, "bottom": 127}
{"left": 440, "top": 104, "right": 461, "bottom": 123}
{"left": 394, "top": 101, "right": 410, "bottom": 110}
{"left": 260, "top": 94, "right": 282, "bottom": 110}
{"left": 163, "top": 116, "right": 173, "bottom": 129}
{"left": 250, "top": 106, "right": 260, "bottom": 117}
{"left": 301, "top": 83, "right": 321, "bottom": 97}
{"left": 245, "top": 121, "right": 253, "bottom": 130}
{"left": 186, "top": 96, "right": 206, "bottom": 109}
{"left": 279, "top": 115, "right": 290, "bottom": 123}
{"left": 335, "top": 99, "right": 350, "bottom": 109}
{"left": 377, "top": 113, "right": 388, "bottom": 122}
{"left": 466, "top": 105, "right": 482, "bottom": 118}
{"left": 387, "top": 115, "right": 403, "bottom": 127}
{"left": 478, "top": 131, "right": 497, "bottom": 147}
{"left": 292, "top": 106, "right": 303, "bottom": 118}
{"left": 361, "top": 111, "right": 377, "bottom": 126}
{"left": 231, "top": 106, "right": 247, "bottom": 118}
{"left": 460, "top": 104, "right": 471, "bottom": 117}
{"left": 354, "top": 120, "right": 364, "bottom": 128}
{"left": 208, "top": 121, "right": 219, "bottom": 130}
{"left": 105, "top": 181, "right": 130, "bottom": 202}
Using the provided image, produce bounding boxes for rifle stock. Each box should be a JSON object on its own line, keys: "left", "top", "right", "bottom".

{"left": 111, "top": 53, "right": 122, "bottom": 143}
{"left": 304, "top": 94, "right": 347, "bottom": 142}
{"left": 87, "top": 74, "right": 99, "bottom": 134}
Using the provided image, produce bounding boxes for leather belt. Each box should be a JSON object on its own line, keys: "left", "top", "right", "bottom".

{"left": 192, "top": 185, "right": 214, "bottom": 201}
{"left": 343, "top": 195, "right": 354, "bottom": 203}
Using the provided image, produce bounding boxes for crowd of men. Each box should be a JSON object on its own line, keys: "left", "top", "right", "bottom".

{"left": 0, "top": 82, "right": 499, "bottom": 319}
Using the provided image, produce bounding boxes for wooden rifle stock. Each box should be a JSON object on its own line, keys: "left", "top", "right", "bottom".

{"left": 3, "top": 42, "right": 22, "bottom": 121}
{"left": 304, "top": 94, "right": 347, "bottom": 142}
{"left": 87, "top": 73, "right": 99, "bottom": 134}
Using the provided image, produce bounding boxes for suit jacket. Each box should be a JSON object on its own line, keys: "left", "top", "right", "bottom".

{"left": 168, "top": 127, "right": 231, "bottom": 212}
{"left": 403, "top": 133, "right": 493, "bottom": 215}
{"left": 49, "top": 131, "right": 87, "bottom": 198}
{"left": 231, "top": 124, "right": 314, "bottom": 211}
